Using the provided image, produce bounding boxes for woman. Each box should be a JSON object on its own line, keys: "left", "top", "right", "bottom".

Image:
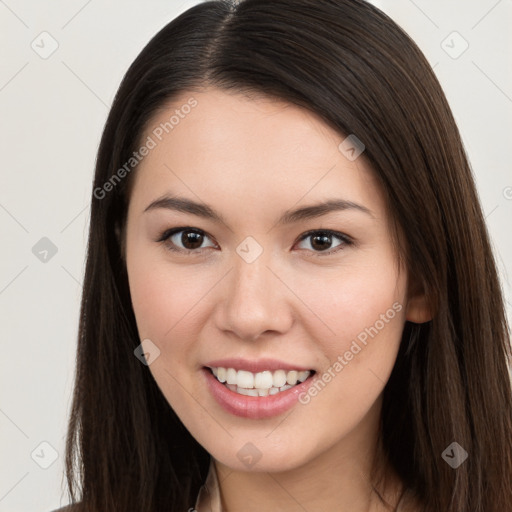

{"left": 57, "top": 0, "right": 512, "bottom": 511}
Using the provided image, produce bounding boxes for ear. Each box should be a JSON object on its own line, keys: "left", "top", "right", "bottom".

{"left": 405, "top": 277, "right": 433, "bottom": 324}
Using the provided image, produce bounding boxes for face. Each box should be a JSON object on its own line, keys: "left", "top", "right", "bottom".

{"left": 124, "top": 87, "right": 419, "bottom": 473}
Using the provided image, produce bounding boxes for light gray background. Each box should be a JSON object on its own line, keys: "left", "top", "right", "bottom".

{"left": 1, "top": 0, "right": 511, "bottom": 510}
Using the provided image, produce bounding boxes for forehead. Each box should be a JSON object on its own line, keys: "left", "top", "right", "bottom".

{"left": 128, "top": 87, "right": 385, "bottom": 222}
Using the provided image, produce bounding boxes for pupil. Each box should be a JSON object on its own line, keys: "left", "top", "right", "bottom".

{"left": 183, "top": 231, "right": 203, "bottom": 249}
{"left": 311, "top": 234, "right": 331, "bottom": 251}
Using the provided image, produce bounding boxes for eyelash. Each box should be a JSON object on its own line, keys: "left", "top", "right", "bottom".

{"left": 156, "top": 227, "right": 353, "bottom": 257}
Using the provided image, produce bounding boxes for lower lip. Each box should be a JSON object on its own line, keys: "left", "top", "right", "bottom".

{"left": 202, "top": 367, "right": 316, "bottom": 419}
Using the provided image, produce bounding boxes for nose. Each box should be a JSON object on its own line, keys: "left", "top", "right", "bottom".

{"left": 214, "top": 250, "right": 294, "bottom": 342}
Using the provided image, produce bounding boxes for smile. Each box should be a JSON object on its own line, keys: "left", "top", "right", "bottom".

{"left": 202, "top": 358, "right": 317, "bottom": 419}
{"left": 207, "top": 366, "right": 313, "bottom": 396}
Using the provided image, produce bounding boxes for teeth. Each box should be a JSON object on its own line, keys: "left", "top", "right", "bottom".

{"left": 209, "top": 366, "right": 312, "bottom": 395}
{"left": 254, "top": 371, "right": 273, "bottom": 389}
{"left": 217, "top": 367, "right": 226, "bottom": 383}
{"left": 286, "top": 370, "right": 298, "bottom": 385}
{"left": 298, "top": 371, "right": 310, "bottom": 382}
{"left": 226, "top": 368, "right": 238, "bottom": 385}
{"left": 273, "top": 369, "right": 287, "bottom": 388}
{"left": 237, "top": 370, "right": 254, "bottom": 389}
{"left": 237, "top": 387, "right": 259, "bottom": 396}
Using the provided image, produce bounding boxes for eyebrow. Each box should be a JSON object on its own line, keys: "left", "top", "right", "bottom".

{"left": 144, "top": 195, "right": 374, "bottom": 226}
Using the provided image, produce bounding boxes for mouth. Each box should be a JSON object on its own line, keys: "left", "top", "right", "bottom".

{"left": 205, "top": 366, "right": 316, "bottom": 397}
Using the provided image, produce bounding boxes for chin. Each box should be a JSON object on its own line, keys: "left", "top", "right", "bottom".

{"left": 205, "top": 435, "right": 319, "bottom": 474}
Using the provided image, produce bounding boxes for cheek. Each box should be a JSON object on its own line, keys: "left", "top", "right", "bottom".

{"left": 126, "top": 258, "right": 210, "bottom": 408}
{"left": 291, "top": 260, "right": 406, "bottom": 422}
{"left": 126, "top": 250, "right": 217, "bottom": 348}
{"left": 293, "top": 259, "right": 405, "bottom": 352}
{"left": 129, "top": 271, "right": 181, "bottom": 337}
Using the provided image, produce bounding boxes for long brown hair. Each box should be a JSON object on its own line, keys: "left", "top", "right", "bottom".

{"left": 64, "top": 0, "right": 512, "bottom": 510}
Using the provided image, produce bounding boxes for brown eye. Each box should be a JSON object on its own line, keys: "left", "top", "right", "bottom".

{"left": 158, "top": 228, "right": 217, "bottom": 254}
{"left": 310, "top": 233, "right": 333, "bottom": 251}
{"left": 295, "top": 230, "right": 352, "bottom": 256}
{"left": 179, "top": 230, "right": 204, "bottom": 250}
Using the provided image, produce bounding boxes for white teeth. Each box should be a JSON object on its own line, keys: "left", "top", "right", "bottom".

{"left": 237, "top": 387, "right": 259, "bottom": 397}
{"left": 298, "top": 371, "right": 309, "bottom": 382}
{"left": 226, "top": 368, "right": 238, "bottom": 385}
{"left": 286, "top": 370, "right": 298, "bottom": 385}
{"left": 217, "top": 367, "right": 226, "bottom": 383}
{"left": 273, "top": 369, "right": 287, "bottom": 388}
{"left": 209, "top": 366, "right": 312, "bottom": 396}
{"left": 254, "top": 371, "right": 273, "bottom": 389}
{"left": 237, "top": 370, "right": 254, "bottom": 389}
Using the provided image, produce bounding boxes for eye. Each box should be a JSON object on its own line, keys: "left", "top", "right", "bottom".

{"left": 294, "top": 230, "right": 352, "bottom": 256}
{"left": 157, "top": 227, "right": 353, "bottom": 257}
{"left": 157, "top": 227, "right": 217, "bottom": 254}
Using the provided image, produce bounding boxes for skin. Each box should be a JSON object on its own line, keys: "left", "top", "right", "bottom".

{"left": 124, "top": 87, "right": 429, "bottom": 511}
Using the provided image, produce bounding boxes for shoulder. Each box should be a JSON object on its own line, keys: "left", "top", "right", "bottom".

{"left": 50, "top": 505, "right": 80, "bottom": 512}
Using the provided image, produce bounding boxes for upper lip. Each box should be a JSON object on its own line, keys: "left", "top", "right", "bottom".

{"left": 204, "top": 358, "right": 314, "bottom": 373}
